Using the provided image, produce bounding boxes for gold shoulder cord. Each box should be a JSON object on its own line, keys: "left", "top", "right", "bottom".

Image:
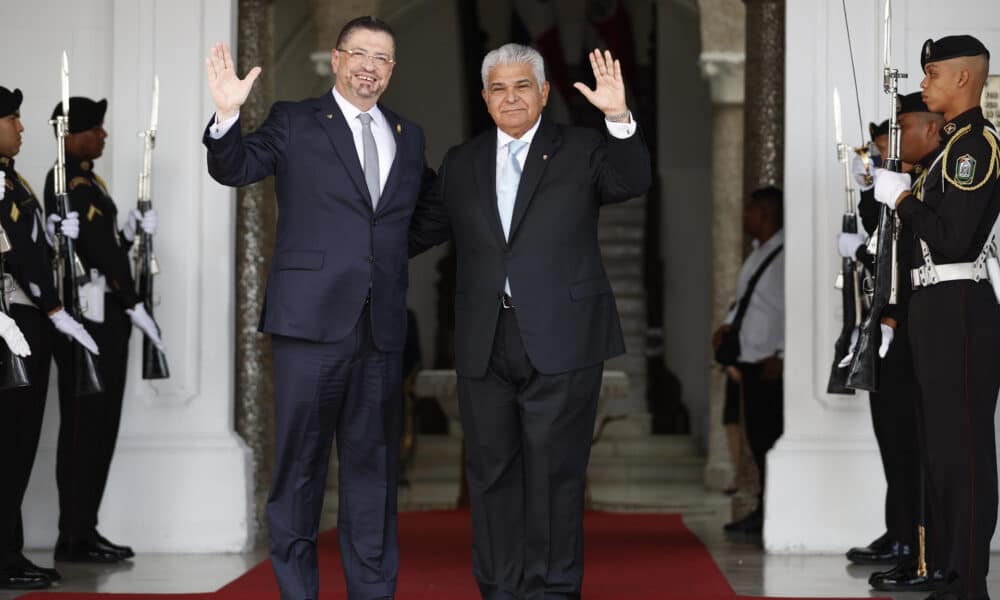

{"left": 942, "top": 124, "right": 1000, "bottom": 191}
{"left": 912, "top": 168, "right": 931, "bottom": 201}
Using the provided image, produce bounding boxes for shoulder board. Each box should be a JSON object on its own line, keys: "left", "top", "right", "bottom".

{"left": 69, "top": 176, "right": 92, "bottom": 190}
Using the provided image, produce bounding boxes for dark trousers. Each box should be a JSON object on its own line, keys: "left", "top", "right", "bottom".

{"left": 737, "top": 361, "right": 783, "bottom": 509}
{"left": 268, "top": 305, "right": 402, "bottom": 600}
{"left": 458, "top": 307, "right": 602, "bottom": 600}
{"left": 909, "top": 281, "right": 1000, "bottom": 600}
{"left": 0, "top": 305, "right": 52, "bottom": 567}
{"left": 52, "top": 293, "right": 130, "bottom": 540}
{"left": 868, "top": 325, "right": 922, "bottom": 550}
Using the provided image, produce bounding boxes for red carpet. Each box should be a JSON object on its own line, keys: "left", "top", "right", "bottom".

{"left": 21, "top": 511, "right": 883, "bottom": 599}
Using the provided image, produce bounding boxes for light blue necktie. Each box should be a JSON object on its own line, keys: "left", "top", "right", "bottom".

{"left": 358, "top": 112, "right": 380, "bottom": 210}
{"left": 497, "top": 139, "right": 527, "bottom": 296}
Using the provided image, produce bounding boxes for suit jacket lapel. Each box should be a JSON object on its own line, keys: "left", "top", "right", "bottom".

{"left": 378, "top": 104, "right": 405, "bottom": 215}
{"left": 312, "top": 92, "right": 371, "bottom": 206}
{"left": 509, "top": 118, "right": 560, "bottom": 240}
{"left": 473, "top": 130, "right": 507, "bottom": 248}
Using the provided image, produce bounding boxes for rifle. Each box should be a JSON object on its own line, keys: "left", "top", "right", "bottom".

{"left": 847, "top": 0, "right": 905, "bottom": 392}
{"left": 0, "top": 224, "right": 30, "bottom": 390}
{"left": 827, "top": 88, "right": 863, "bottom": 395}
{"left": 133, "top": 76, "right": 168, "bottom": 379}
{"left": 52, "top": 51, "right": 103, "bottom": 397}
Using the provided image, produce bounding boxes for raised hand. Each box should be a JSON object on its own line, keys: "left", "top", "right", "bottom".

{"left": 205, "top": 42, "right": 261, "bottom": 122}
{"left": 572, "top": 49, "right": 628, "bottom": 120}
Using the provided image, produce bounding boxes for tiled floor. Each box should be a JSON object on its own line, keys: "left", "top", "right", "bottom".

{"left": 2, "top": 437, "right": 996, "bottom": 599}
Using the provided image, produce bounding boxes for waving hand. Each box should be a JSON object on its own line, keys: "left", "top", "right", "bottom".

{"left": 205, "top": 42, "right": 261, "bottom": 122}
{"left": 572, "top": 49, "right": 629, "bottom": 121}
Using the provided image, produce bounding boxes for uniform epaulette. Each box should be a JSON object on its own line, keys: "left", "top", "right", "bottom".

{"left": 69, "top": 176, "right": 91, "bottom": 190}
{"left": 942, "top": 124, "right": 1000, "bottom": 191}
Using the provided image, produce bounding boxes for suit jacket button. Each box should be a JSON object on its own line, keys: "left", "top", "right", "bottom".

{"left": 367, "top": 255, "right": 375, "bottom": 263}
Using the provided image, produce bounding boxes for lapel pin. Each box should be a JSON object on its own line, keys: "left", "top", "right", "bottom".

{"left": 396, "top": 123, "right": 402, "bottom": 134}
{"left": 326, "top": 114, "right": 333, "bottom": 119}
{"left": 543, "top": 154, "right": 549, "bottom": 160}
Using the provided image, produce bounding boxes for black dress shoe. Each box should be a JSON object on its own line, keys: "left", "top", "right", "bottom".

{"left": 723, "top": 509, "right": 763, "bottom": 533}
{"left": 15, "top": 554, "right": 61, "bottom": 583}
{"left": 95, "top": 533, "right": 135, "bottom": 559}
{"left": 0, "top": 563, "right": 52, "bottom": 590}
{"left": 54, "top": 537, "right": 123, "bottom": 563}
{"left": 870, "top": 563, "right": 944, "bottom": 591}
{"left": 846, "top": 536, "right": 906, "bottom": 565}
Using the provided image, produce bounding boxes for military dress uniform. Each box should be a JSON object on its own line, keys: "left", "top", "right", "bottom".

{"left": 0, "top": 87, "right": 63, "bottom": 589}
{"left": 866, "top": 142, "right": 947, "bottom": 592}
{"left": 44, "top": 98, "right": 137, "bottom": 562}
{"left": 888, "top": 36, "right": 1000, "bottom": 600}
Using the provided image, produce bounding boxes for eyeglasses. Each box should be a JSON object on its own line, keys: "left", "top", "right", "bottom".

{"left": 337, "top": 48, "right": 395, "bottom": 68}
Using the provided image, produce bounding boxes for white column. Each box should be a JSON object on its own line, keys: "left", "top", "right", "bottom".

{"left": 698, "top": 51, "right": 746, "bottom": 492}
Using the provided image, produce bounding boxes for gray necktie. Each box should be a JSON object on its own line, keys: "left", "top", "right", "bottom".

{"left": 358, "top": 112, "right": 380, "bottom": 209}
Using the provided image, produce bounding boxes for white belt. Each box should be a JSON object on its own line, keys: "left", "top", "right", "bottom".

{"left": 911, "top": 261, "right": 988, "bottom": 289}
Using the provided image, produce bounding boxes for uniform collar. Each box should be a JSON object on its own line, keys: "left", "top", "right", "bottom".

{"left": 941, "top": 106, "right": 985, "bottom": 141}
{"left": 66, "top": 155, "right": 94, "bottom": 172}
{"left": 911, "top": 148, "right": 941, "bottom": 175}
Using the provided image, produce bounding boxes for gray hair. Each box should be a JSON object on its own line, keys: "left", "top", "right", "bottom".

{"left": 480, "top": 43, "right": 547, "bottom": 90}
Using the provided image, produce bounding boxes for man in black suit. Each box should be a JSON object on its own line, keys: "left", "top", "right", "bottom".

{"left": 410, "top": 44, "right": 650, "bottom": 600}
{"left": 203, "top": 16, "right": 429, "bottom": 600}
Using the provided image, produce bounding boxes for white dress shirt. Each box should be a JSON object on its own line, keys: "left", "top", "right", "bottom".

{"left": 495, "top": 114, "right": 638, "bottom": 297}
{"left": 209, "top": 87, "right": 397, "bottom": 194}
{"left": 724, "top": 229, "right": 785, "bottom": 363}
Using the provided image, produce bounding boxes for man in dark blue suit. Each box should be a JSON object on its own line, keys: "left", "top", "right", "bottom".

{"left": 203, "top": 16, "right": 427, "bottom": 600}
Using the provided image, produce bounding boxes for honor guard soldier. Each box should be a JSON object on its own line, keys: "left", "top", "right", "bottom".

{"left": 864, "top": 92, "right": 946, "bottom": 593}
{"left": 841, "top": 112, "right": 923, "bottom": 571}
{"left": 0, "top": 86, "right": 96, "bottom": 589}
{"left": 875, "top": 35, "right": 1000, "bottom": 600}
{"left": 43, "top": 96, "right": 163, "bottom": 563}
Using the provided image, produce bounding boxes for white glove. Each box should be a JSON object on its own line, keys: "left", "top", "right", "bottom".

{"left": 878, "top": 323, "right": 894, "bottom": 358}
{"left": 45, "top": 211, "right": 80, "bottom": 246}
{"left": 837, "top": 328, "right": 860, "bottom": 368}
{"left": 139, "top": 208, "right": 158, "bottom": 236}
{"left": 126, "top": 302, "right": 165, "bottom": 350}
{"left": 49, "top": 309, "right": 100, "bottom": 355}
{"left": 837, "top": 232, "right": 866, "bottom": 259}
{"left": 851, "top": 153, "right": 874, "bottom": 191}
{"left": 873, "top": 168, "right": 911, "bottom": 209}
{"left": 123, "top": 208, "right": 157, "bottom": 242}
{"left": 0, "top": 312, "right": 31, "bottom": 357}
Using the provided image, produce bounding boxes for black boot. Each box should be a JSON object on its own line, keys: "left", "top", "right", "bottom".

{"left": 870, "top": 561, "right": 944, "bottom": 592}
{"left": 846, "top": 533, "right": 902, "bottom": 565}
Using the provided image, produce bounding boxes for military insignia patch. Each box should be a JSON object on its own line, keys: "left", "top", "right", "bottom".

{"left": 924, "top": 41, "right": 932, "bottom": 60}
{"left": 955, "top": 154, "right": 976, "bottom": 185}
{"left": 944, "top": 122, "right": 957, "bottom": 135}
{"left": 9, "top": 202, "right": 19, "bottom": 223}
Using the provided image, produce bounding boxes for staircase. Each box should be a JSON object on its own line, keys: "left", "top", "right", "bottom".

{"left": 599, "top": 195, "right": 649, "bottom": 422}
